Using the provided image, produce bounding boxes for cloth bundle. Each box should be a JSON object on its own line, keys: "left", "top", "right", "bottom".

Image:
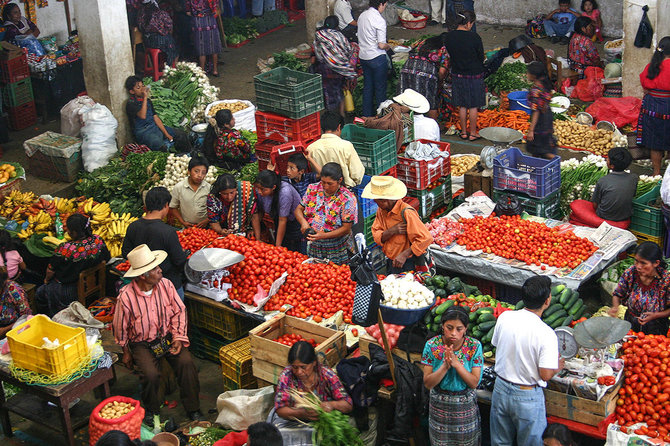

{"left": 403, "top": 140, "right": 448, "bottom": 161}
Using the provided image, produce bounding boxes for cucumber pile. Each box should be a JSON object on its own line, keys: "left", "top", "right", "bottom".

{"left": 468, "top": 306, "right": 497, "bottom": 358}
{"left": 514, "top": 284, "right": 587, "bottom": 329}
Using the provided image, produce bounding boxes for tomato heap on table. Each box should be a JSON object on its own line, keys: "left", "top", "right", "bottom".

{"left": 274, "top": 334, "right": 318, "bottom": 347}
{"left": 212, "top": 235, "right": 307, "bottom": 305}
{"left": 265, "top": 262, "right": 356, "bottom": 323}
{"left": 177, "top": 227, "right": 219, "bottom": 256}
{"left": 456, "top": 214, "right": 598, "bottom": 269}
{"left": 617, "top": 332, "right": 670, "bottom": 441}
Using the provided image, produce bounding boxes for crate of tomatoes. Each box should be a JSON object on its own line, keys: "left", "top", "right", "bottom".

{"left": 249, "top": 314, "right": 345, "bottom": 385}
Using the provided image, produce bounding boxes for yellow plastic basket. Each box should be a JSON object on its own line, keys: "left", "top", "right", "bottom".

{"left": 219, "top": 337, "right": 256, "bottom": 390}
{"left": 7, "top": 315, "right": 88, "bottom": 376}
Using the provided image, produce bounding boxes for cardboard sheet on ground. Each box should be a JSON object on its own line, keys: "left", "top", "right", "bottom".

{"left": 430, "top": 196, "right": 636, "bottom": 289}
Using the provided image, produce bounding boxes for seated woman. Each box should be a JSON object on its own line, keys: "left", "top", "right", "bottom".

{"left": 137, "top": 0, "right": 179, "bottom": 66}
{"left": 0, "top": 266, "right": 31, "bottom": 337}
{"left": 568, "top": 16, "right": 604, "bottom": 76}
{"left": 294, "top": 163, "right": 358, "bottom": 264}
{"left": 203, "top": 109, "right": 254, "bottom": 170}
{"left": 609, "top": 242, "right": 670, "bottom": 335}
{"left": 570, "top": 147, "right": 638, "bottom": 229}
{"left": 252, "top": 170, "right": 303, "bottom": 252}
{"left": 36, "top": 214, "right": 110, "bottom": 317}
{"left": 502, "top": 34, "right": 547, "bottom": 66}
{"left": 273, "top": 341, "right": 353, "bottom": 424}
{"left": 2, "top": 3, "right": 39, "bottom": 42}
{"left": 207, "top": 174, "right": 255, "bottom": 236}
{"left": 0, "top": 229, "right": 25, "bottom": 281}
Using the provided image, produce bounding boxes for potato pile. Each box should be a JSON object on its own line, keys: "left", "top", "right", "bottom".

{"left": 99, "top": 401, "right": 135, "bottom": 419}
{"left": 452, "top": 155, "right": 480, "bottom": 176}
{"left": 207, "top": 101, "right": 248, "bottom": 117}
{"left": 605, "top": 39, "right": 623, "bottom": 49}
{"left": 554, "top": 121, "right": 614, "bottom": 156}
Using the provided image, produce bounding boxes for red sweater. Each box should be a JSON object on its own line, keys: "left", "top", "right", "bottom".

{"left": 640, "top": 59, "right": 670, "bottom": 91}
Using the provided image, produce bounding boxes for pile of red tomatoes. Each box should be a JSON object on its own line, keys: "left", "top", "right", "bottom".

{"left": 177, "top": 227, "right": 219, "bottom": 256}
{"left": 274, "top": 334, "right": 318, "bottom": 347}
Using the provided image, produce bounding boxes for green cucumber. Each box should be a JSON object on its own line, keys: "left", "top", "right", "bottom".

{"left": 483, "top": 344, "right": 493, "bottom": 353}
{"left": 477, "top": 313, "right": 497, "bottom": 324}
{"left": 564, "top": 291, "right": 579, "bottom": 310}
{"left": 573, "top": 305, "right": 586, "bottom": 319}
{"left": 474, "top": 307, "right": 494, "bottom": 316}
{"left": 478, "top": 321, "right": 496, "bottom": 333}
{"left": 552, "top": 284, "right": 566, "bottom": 296}
{"left": 472, "top": 328, "right": 483, "bottom": 339}
{"left": 561, "top": 315, "right": 574, "bottom": 327}
{"left": 469, "top": 311, "right": 478, "bottom": 322}
{"left": 434, "top": 315, "right": 442, "bottom": 324}
{"left": 482, "top": 325, "right": 496, "bottom": 344}
{"left": 423, "top": 311, "right": 433, "bottom": 325}
{"left": 435, "top": 300, "right": 454, "bottom": 315}
{"left": 568, "top": 299, "right": 584, "bottom": 316}
{"left": 559, "top": 288, "right": 573, "bottom": 305}
{"left": 515, "top": 300, "right": 526, "bottom": 310}
{"left": 544, "top": 303, "right": 564, "bottom": 318}
{"left": 550, "top": 317, "right": 566, "bottom": 329}
{"left": 544, "top": 309, "right": 568, "bottom": 325}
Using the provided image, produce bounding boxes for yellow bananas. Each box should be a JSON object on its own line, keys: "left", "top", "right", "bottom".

{"left": 43, "top": 236, "right": 65, "bottom": 246}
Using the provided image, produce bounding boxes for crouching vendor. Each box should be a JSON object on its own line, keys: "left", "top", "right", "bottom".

{"left": 364, "top": 176, "right": 434, "bottom": 274}
{"left": 270, "top": 341, "right": 352, "bottom": 427}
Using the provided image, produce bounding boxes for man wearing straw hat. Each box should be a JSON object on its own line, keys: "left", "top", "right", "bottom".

{"left": 362, "top": 176, "right": 434, "bottom": 273}
{"left": 113, "top": 244, "right": 202, "bottom": 426}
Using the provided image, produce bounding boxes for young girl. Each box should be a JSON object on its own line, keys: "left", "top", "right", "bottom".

{"left": 184, "top": 0, "right": 221, "bottom": 76}
{"left": 526, "top": 61, "right": 557, "bottom": 160}
{"left": 581, "top": 0, "right": 602, "bottom": 42}
{"left": 0, "top": 230, "right": 25, "bottom": 281}
{"left": 252, "top": 170, "right": 303, "bottom": 252}
{"left": 203, "top": 109, "right": 253, "bottom": 170}
{"left": 2, "top": 3, "right": 39, "bottom": 42}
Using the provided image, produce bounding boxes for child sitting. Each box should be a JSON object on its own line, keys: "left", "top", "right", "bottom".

{"left": 581, "top": 0, "right": 602, "bottom": 42}
{"left": 543, "top": 0, "right": 580, "bottom": 45}
{"left": 569, "top": 147, "right": 638, "bottom": 229}
{"left": 169, "top": 155, "right": 211, "bottom": 228}
{"left": 268, "top": 152, "right": 321, "bottom": 197}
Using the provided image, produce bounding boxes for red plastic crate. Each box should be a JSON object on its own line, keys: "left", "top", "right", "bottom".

{"left": 402, "top": 196, "right": 420, "bottom": 212}
{"left": 0, "top": 54, "right": 29, "bottom": 84}
{"left": 8, "top": 101, "right": 36, "bottom": 130}
{"left": 397, "top": 140, "right": 451, "bottom": 190}
{"left": 269, "top": 140, "right": 318, "bottom": 176}
{"left": 255, "top": 110, "right": 320, "bottom": 145}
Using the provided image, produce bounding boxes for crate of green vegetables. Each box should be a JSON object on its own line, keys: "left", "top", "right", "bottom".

{"left": 630, "top": 184, "right": 665, "bottom": 238}
{"left": 254, "top": 67, "right": 324, "bottom": 119}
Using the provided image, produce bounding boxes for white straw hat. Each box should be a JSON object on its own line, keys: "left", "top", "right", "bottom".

{"left": 393, "top": 88, "right": 430, "bottom": 114}
{"left": 361, "top": 176, "right": 408, "bottom": 200}
{"left": 124, "top": 244, "right": 167, "bottom": 278}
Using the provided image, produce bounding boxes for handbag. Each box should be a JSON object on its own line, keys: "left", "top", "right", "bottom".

{"left": 350, "top": 249, "right": 382, "bottom": 326}
{"left": 493, "top": 193, "right": 523, "bottom": 216}
{"left": 147, "top": 333, "right": 173, "bottom": 359}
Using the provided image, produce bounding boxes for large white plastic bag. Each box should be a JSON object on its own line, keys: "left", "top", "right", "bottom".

{"left": 215, "top": 386, "right": 275, "bottom": 430}
{"left": 204, "top": 100, "right": 256, "bottom": 131}
{"left": 60, "top": 96, "right": 96, "bottom": 137}
{"left": 80, "top": 104, "right": 118, "bottom": 172}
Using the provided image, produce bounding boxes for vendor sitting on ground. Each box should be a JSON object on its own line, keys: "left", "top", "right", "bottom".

{"left": 502, "top": 35, "right": 547, "bottom": 66}
{"left": 568, "top": 16, "right": 604, "bottom": 75}
{"left": 365, "top": 176, "right": 434, "bottom": 274}
{"left": 569, "top": 146, "right": 637, "bottom": 229}
{"left": 203, "top": 109, "right": 254, "bottom": 170}
{"left": 169, "top": 155, "right": 211, "bottom": 228}
{"left": 609, "top": 241, "right": 670, "bottom": 335}
{"left": 113, "top": 244, "right": 202, "bottom": 427}
{"left": 268, "top": 152, "right": 321, "bottom": 198}
{"left": 272, "top": 340, "right": 353, "bottom": 424}
{"left": 125, "top": 75, "right": 188, "bottom": 152}
{"left": 0, "top": 266, "right": 30, "bottom": 337}
{"left": 36, "top": 213, "right": 110, "bottom": 317}
{"left": 207, "top": 174, "right": 256, "bottom": 236}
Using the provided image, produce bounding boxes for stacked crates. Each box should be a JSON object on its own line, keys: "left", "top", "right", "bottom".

{"left": 0, "top": 52, "right": 35, "bottom": 130}
{"left": 219, "top": 337, "right": 257, "bottom": 390}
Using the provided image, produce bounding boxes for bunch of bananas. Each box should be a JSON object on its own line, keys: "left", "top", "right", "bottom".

{"left": 17, "top": 211, "right": 54, "bottom": 240}
{"left": 53, "top": 197, "right": 76, "bottom": 215}
{"left": 0, "top": 190, "right": 38, "bottom": 223}
{"left": 92, "top": 212, "right": 137, "bottom": 258}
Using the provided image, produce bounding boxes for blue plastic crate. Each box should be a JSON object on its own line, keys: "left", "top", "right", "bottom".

{"left": 493, "top": 147, "right": 561, "bottom": 199}
{"left": 353, "top": 175, "right": 379, "bottom": 218}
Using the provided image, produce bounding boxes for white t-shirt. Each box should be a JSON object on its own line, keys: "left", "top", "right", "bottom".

{"left": 357, "top": 7, "right": 387, "bottom": 60}
{"left": 492, "top": 309, "right": 559, "bottom": 387}
{"left": 334, "top": 0, "right": 354, "bottom": 30}
{"left": 414, "top": 114, "right": 441, "bottom": 142}
{"left": 661, "top": 165, "right": 670, "bottom": 206}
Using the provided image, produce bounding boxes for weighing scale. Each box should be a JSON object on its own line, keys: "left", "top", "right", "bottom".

{"left": 478, "top": 127, "right": 524, "bottom": 170}
{"left": 184, "top": 248, "right": 245, "bottom": 283}
{"left": 555, "top": 316, "right": 631, "bottom": 360}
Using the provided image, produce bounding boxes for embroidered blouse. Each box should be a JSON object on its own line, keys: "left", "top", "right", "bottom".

{"left": 184, "top": 0, "right": 216, "bottom": 17}
{"left": 529, "top": 84, "right": 552, "bottom": 113}
{"left": 137, "top": 5, "right": 173, "bottom": 36}
{"left": 0, "top": 281, "right": 31, "bottom": 327}
{"left": 214, "top": 129, "right": 253, "bottom": 163}
{"left": 300, "top": 183, "right": 358, "bottom": 233}
{"left": 49, "top": 235, "right": 110, "bottom": 284}
{"left": 568, "top": 33, "right": 601, "bottom": 72}
{"left": 422, "top": 335, "right": 484, "bottom": 392}
{"left": 613, "top": 266, "right": 670, "bottom": 316}
{"left": 275, "top": 364, "right": 352, "bottom": 409}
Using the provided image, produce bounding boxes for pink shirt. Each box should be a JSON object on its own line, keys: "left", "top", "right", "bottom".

{"left": 0, "top": 250, "right": 23, "bottom": 280}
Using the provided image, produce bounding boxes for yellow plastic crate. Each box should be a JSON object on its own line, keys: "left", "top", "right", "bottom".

{"left": 219, "top": 337, "right": 256, "bottom": 390}
{"left": 7, "top": 315, "right": 88, "bottom": 376}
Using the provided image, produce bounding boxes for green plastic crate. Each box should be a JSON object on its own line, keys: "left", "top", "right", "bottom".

{"left": 630, "top": 184, "right": 664, "bottom": 237}
{"left": 492, "top": 189, "right": 562, "bottom": 220}
{"left": 341, "top": 124, "right": 397, "bottom": 175}
{"left": 254, "top": 67, "right": 324, "bottom": 119}
{"left": 408, "top": 178, "right": 451, "bottom": 220}
{"left": 189, "top": 326, "right": 230, "bottom": 363}
{"left": 3, "top": 77, "right": 33, "bottom": 107}
{"left": 362, "top": 213, "right": 376, "bottom": 246}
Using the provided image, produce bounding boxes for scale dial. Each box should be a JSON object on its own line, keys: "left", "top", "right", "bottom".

{"left": 555, "top": 326, "right": 579, "bottom": 359}
{"left": 480, "top": 146, "right": 498, "bottom": 170}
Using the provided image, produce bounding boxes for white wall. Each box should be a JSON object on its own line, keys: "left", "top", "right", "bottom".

{"left": 11, "top": 0, "right": 75, "bottom": 44}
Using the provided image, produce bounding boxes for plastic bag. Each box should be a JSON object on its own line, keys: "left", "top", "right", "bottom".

{"left": 14, "top": 34, "right": 45, "bottom": 56}
{"left": 53, "top": 301, "right": 105, "bottom": 329}
{"left": 634, "top": 5, "right": 653, "bottom": 49}
{"left": 585, "top": 97, "right": 642, "bottom": 129}
{"left": 80, "top": 104, "right": 118, "bottom": 172}
{"left": 573, "top": 67, "right": 604, "bottom": 102}
{"left": 60, "top": 95, "right": 96, "bottom": 137}
{"left": 215, "top": 387, "right": 275, "bottom": 430}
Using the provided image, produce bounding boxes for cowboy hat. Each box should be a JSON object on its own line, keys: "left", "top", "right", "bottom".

{"left": 361, "top": 176, "right": 407, "bottom": 201}
{"left": 124, "top": 244, "right": 167, "bottom": 278}
{"left": 393, "top": 89, "right": 430, "bottom": 114}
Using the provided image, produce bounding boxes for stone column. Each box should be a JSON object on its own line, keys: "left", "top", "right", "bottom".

{"left": 72, "top": 0, "right": 134, "bottom": 145}
{"left": 306, "top": 0, "right": 328, "bottom": 42}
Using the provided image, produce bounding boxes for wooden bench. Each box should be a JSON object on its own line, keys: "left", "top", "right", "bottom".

{"left": 546, "top": 55, "right": 580, "bottom": 91}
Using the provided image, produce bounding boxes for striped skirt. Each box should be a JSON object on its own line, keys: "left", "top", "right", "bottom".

{"left": 307, "top": 233, "right": 353, "bottom": 265}
{"left": 451, "top": 72, "right": 486, "bottom": 108}
{"left": 429, "top": 388, "right": 481, "bottom": 446}
{"left": 637, "top": 93, "right": 670, "bottom": 151}
{"left": 191, "top": 14, "right": 222, "bottom": 57}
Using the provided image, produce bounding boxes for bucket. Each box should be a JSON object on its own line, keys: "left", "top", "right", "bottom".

{"left": 507, "top": 91, "right": 531, "bottom": 115}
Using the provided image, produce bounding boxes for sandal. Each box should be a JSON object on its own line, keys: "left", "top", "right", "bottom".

{"left": 459, "top": 133, "right": 469, "bottom": 140}
{"left": 469, "top": 134, "right": 482, "bottom": 141}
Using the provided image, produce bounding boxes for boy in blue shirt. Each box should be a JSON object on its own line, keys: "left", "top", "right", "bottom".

{"left": 544, "top": 0, "right": 580, "bottom": 44}
{"left": 268, "top": 152, "right": 321, "bottom": 197}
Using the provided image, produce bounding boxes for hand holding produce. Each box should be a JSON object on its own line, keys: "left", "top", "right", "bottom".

{"left": 99, "top": 401, "right": 135, "bottom": 420}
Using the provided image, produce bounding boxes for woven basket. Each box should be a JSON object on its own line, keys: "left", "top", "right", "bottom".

{"left": 400, "top": 14, "right": 427, "bottom": 30}
{"left": 88, "top": 396, "right": 144, "bottom": 445}
{"left": 0, "top": 178, "right": 22, "bottom": 200}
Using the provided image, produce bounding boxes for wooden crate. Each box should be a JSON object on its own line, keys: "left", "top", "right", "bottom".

{"left": 358, "top": 333, "right": 422, "bottom": 363}
{"left": 249, "top": 314, "right": 346, "bottom": 384}
{"left": 464, "top": 166, "right": 493, "bottom": 198}
{"left": 543, "top": 381, "right": 621, "bottom": 427}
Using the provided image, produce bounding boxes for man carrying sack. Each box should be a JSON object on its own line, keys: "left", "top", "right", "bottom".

{"left": 363, "top": 176, "right": 434, "bottom": 274}
{"left": 112, "top": 244, "right": 202, "bottom": 426}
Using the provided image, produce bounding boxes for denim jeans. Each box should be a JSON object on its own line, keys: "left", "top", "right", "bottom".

{"left": 135, "top": 125, "right": 177, "bottom": 151}
{"left": 252, "top": 0, "right": 275, "bottom": 16}
{"left": 176, "top": 286, "right": 184, "bottom": 302}
{"left": 490, "top": 378, "right": 546, "bottom": 446}
{"left": 361, "top": 54, "right": 388, "bottom": 117}
{"left": 543, "top": 17, "right": 576, "bottom": 37}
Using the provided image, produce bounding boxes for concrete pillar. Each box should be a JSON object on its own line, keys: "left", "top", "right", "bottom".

{"left": 72, "top": 0, "right": 133, "bottom": 146}
{"left": 306, "top": 0, "right": 328, "bottom": 43}
{"left": 622, "top": 0, "right": 670, "bottom": 98}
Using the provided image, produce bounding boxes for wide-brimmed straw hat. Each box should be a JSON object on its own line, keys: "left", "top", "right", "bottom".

{"left": 124, "top": 244, "right": 167, "bottom": 278}
{"left": 393, "top": 88, "right": 430, "bottom": 114}
{"left": 361, "top": 176, "right": 407, "bottom": 200}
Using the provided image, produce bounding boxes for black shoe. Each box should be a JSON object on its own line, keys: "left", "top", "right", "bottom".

{"left": 560, "top": 36, "right": 570, "bottom": 45}
{"left": 550, "top": 36, "right": 559, "bottom": 44}
{"left": 427, "top": 20, "right": 438, "bottom": 26}
{"left": 188, "top": 410, "right": 204, "bottom": 421}
{"left": 442, "top": 22, "right": 449, "bottom": 28}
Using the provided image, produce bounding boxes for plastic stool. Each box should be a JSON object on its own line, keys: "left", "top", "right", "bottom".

{"left": 144, "top": 48, "right": 165, "bottom": 82}
{"left": 222, "top": 0, "right": 246, "bottom": 17}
